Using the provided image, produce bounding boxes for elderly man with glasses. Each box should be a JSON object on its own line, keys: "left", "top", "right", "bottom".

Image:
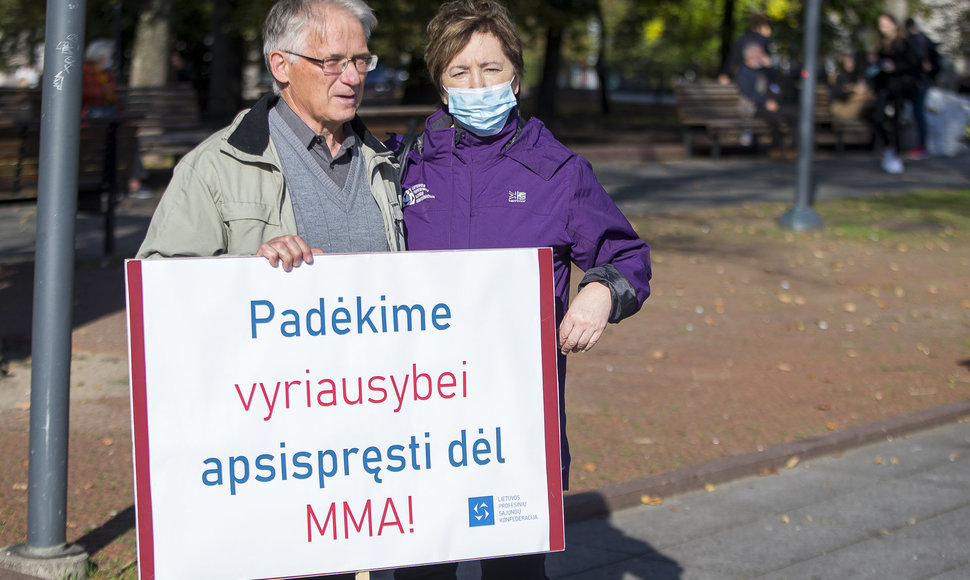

{"left": 138, "top": 0, "right": 405, "bottom": 267}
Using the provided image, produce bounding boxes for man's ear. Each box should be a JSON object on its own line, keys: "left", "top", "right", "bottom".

{"left": 268, "top": 51, "right": 291, "bottom": 86}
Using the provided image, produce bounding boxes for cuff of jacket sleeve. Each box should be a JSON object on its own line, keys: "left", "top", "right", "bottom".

{"left": 578, "top": 264, "right": 639, "bottom": 324}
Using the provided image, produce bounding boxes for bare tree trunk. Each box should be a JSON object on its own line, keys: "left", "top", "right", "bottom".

{"left": 595, "top": 2, "right": 610, "bottom": 115}
{"left": 537, "top": 24, "right": 563, "bottom": 122}
{"left": 205, "top": 0, "right": 244, "bottom": 123}
{"left": 129, "top": 0, "right": 172, "bottom": 87}
{"left": 719, "top": 0, "right": 736, "bottom": 75}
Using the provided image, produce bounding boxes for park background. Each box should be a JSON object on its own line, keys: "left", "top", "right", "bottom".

{"left": 2, "top": 0, "right": 969, "bottom": 124}
{"left": 2, "top": 0, "right": 970, "bottom": 578}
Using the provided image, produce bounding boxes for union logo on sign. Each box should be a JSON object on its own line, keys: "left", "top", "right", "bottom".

{"left": 468, "top": 496, "right": 495, "bottom": 527}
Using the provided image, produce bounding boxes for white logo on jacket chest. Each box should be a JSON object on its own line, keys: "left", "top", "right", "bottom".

{"left": 403, "top": 184, "right": 434, "bottom": 207}
{"left": 508, "top": 190, "right": 527, "bottom": 203}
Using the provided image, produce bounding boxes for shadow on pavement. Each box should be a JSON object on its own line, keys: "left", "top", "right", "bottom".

{"left": 549, "top": 491, "right": 685, "bottom": 579}
{"left": 73, "top": 504, "right": 135, "bottom": 559}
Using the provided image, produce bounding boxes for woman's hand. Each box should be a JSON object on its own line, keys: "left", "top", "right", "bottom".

{"left": 558, "top": 282, "right": 612, "bottom": 354}
{"left": 257, "top": 235, "right": 318, "bottom": 272}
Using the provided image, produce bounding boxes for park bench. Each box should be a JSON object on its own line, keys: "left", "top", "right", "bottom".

{"left": 673, "top": 81, "right": 774, "bottom": 160}
{"left": 0, "top": 87, "right": 43, "bottom": 121}
{"left": 357, "top": 103, "right": 438, "bottom": 136}
{"left": 0, "top": 110, "right": 138, "bottom": 256}
{"left": 812, "top": 85, "right": 873, "bottom": 152}
{"left": 674, "top": 81, "right": 874, "bottom": 159}
{"left": 118, "top": 83, "right": 211, "bottom": 161}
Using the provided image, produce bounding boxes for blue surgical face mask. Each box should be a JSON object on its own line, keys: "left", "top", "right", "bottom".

{"left": 446, "top": 78, "right": 517, "bottom": 136}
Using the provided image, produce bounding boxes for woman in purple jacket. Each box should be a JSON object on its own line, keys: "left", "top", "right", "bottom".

{"left": 394, "top": 1, "right": 651, "bottom": 578}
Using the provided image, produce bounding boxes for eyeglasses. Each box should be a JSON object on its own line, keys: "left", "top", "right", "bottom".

{"left": 283, "top": 50, "right": 378, "bottom": 75}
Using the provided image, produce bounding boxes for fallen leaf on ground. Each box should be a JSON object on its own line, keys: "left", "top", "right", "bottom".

{"left": 785, "top": 456, "right": 800, "bottom": 469}
{"left": 640, "top": 494, "right": 663, "bottom": 506}
{"left": 825, "top": 421, "right": 838, "bottom": 431}
{"left": 704, "top": 483, "right": 716, "bottom": 492}
{"left": 582, "top": 463, "right": 597, "bottom": 472}
{"left": 777, "top": 362, "right": 793, "bottom": 372}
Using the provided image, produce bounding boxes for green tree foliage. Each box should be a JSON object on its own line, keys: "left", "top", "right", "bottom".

{"left": 0, "top": 0, "right": 46, "bottom": 71}
{"left": 607, "top": 0, "right": 890, "bottom": 79}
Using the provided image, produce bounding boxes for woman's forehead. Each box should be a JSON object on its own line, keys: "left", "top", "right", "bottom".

{"left": 449, "top": 32, "right": 506, "bottom": 66}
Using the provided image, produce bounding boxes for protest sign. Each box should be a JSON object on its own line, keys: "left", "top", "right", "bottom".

{"left": 125, "top": 248, "right": 563, "bottom": 579}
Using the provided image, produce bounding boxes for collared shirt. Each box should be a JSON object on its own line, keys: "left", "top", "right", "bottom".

{"left": 273, "top": 98, "right": 357, "bottom": 189}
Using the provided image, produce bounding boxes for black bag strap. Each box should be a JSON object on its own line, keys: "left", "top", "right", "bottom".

{"left": 394, "top": 129, "right": 424, "bottom": 182}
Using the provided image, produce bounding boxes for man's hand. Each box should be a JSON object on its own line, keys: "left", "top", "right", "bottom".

{"left": 766, "top": 99, "right": 779, "bottom": 112}
{"left": 257, "top": 235, "right": 318, "bottom": 272}
{"left": 558, "top": 282, "right": 612, "bottom": 354}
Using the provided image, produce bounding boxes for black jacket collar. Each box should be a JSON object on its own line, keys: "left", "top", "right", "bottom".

{"left": 227, "top": 92, "right": 388, "bottom": 157}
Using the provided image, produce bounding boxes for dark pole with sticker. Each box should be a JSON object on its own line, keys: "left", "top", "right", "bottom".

{"left": 0, "top": 0, "right": 90, "bottom": 575}
{"left": 778, "top": 0, "right": 824, "bottom": 231}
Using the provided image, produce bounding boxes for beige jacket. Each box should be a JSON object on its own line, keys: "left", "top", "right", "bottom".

{"left": 136, "top": 94, "right": 405, "bottom": 259}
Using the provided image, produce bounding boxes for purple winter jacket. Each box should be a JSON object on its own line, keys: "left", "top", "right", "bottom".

{"left": 397, "top": 108, "right": 652, "bottom": 488}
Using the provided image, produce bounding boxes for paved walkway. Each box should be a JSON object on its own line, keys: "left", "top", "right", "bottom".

{"left": 372, "top": 418, "right": 969, "bottom": 579}
{"left": 396, "top": 422, "right": 970, "bottom": 580}
{"left": 542, "top": 419, "right": 970, "bottom": 580}
{"left": 593, "top": 153, "right": 970, "bottom": 214}
{"left": 1, "top": 150, "right": 968, "bottom": 579}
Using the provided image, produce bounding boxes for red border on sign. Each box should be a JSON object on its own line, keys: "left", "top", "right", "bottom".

{"left": 125, "top": 260, "right": 156, "bottom": 579}
{"left": 537, "top": 248, "right": 565, "bottom": 551}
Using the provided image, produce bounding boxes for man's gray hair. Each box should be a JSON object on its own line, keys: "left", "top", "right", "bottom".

{"left": 85, "top": 39, "right": 115, "bottom": 64}
{"left": 263, "top": 0, "right": 377, "bottom": 92}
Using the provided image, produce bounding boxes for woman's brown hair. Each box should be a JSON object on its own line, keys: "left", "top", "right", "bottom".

{"left": 424, "top": 0, "right": 524, "bottom": 97}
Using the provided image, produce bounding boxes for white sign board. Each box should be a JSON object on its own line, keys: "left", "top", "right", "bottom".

{"left": 125, "top": 248, "right": 563, "bottom": 579}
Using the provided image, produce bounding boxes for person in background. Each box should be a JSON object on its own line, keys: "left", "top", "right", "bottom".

{"left": 390, "top": 1, "right": 651, "bottom": 578}
{"left": 735, "top": 42, "right": 795, "bottom": 159}
{"left": 828, "top": 52, "right": 874, "bottom": 121}
{"left": 718, "top": 13, "right": 774, "bottom": 84}
{"left": 82, "top": 39, "right": 122, "bottom": 118}
{"left": 82, "top": 39, "right": 151, "bottom": 197}
{"left": 137, "top": 0, "right": 404, "bottom": 277}
{"left": 903, "top": 17, "right": 938, "bottom": 160}
{"left": 871, "top": 12, "right": 921, "bottom": 174}
{"left": 14, "top": 62, "right": 40, "bottom": 88}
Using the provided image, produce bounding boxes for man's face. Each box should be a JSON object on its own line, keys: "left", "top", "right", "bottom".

{"left": 271, "top": 5, "right": 370, "bottom": 135}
